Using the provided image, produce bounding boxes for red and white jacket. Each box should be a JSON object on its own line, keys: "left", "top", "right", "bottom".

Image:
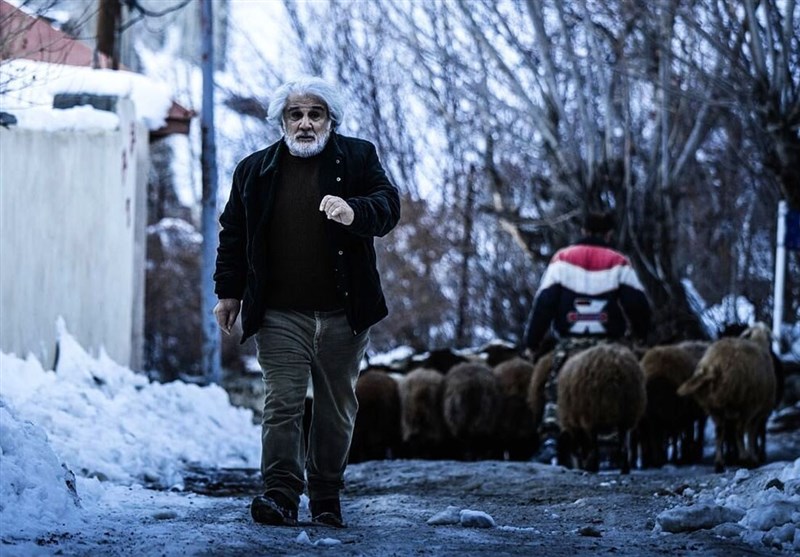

{"left": 524, "top": 237, "right": 651, "bottom": 351}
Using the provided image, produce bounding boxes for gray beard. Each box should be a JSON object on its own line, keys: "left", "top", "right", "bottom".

{"left": 284, "top": 127, "right": 331, "bottom": 158}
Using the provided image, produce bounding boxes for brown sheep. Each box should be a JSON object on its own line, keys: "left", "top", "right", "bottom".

{"left": 674, "top": 340, "right": 710, "bottom": 364}
{"left": 525, "top": 337, "right": 600, "bottom": 440}
{"left": 349, "top": 369, "right": 402, "bottom": 464}
{"left": 493, "top": 357, "right": 537, "bottom": 460}
{"left": 443, "top": 362, "right": 502, "bottom": 460}
{"left": 398, "top": 367, "right": 450, "bottom": 459}
{"left": 633, "top": 344, "right": 707, "bottom": 468}
{"left": 557, "top": 343, "right": 646, "bottom": 474}
{"left": 677, "top": 323, "right": 776, "bottom": 472}
{"left": 719, "top": 323, "right": 785, "bottom": 408}
{"left": 526, "top": 350, "right": 554, "bottom": 434}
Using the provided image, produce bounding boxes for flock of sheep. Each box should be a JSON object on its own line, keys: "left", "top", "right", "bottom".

{"left": 347, "top": 323, "right": 785, "bottom": 474}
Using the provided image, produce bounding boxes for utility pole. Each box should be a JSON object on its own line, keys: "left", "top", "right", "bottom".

{"left": 200, "top": 0, "right": 221, "bottom": 384}
{"left": 96, "top": 0, "right": 121, "bottom": 69}
{"left": 773, "top": 201, "right": 788, "bottom": 355}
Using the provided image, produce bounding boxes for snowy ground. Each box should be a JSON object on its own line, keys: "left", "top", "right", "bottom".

{"left": 1, "top": 325, "right": 799, "bottom": 556}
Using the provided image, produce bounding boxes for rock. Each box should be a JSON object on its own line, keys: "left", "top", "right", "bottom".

{"left": 427, "top": 506, "right": 461, "bottom": 526}
{"left": 578, "top": 525, "right": 603, "bottom": 537}
{"left": 459, "top": 509, "right": 495, "bottom": 528}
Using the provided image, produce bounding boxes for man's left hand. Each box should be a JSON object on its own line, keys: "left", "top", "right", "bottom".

{"left": 320, "top": 195, "right": 354, "bottom": 226}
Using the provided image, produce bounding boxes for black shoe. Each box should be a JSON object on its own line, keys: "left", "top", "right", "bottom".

{"left": 250, "top": 492, "right": 298, "bottom": 526}
{"left": 535, "top": 437, "right": 558, "bottom": 465}
{"left": 310, "top": 498, "right": 346, "bottom": 528}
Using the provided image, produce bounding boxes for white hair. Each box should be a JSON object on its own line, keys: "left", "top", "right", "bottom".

{"left": 266, "top": 76, "right": 345, "bottom": 130}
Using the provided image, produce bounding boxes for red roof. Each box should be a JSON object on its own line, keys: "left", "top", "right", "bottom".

{"left": 0, "top": 0, "right": 194, "bottom": 136}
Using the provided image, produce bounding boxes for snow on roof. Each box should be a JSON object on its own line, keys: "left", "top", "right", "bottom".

{"left": 1, "top": 58, "right": 173, "bottom": 131}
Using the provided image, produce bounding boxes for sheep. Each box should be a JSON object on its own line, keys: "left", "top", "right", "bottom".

{"left": 677, "top": 323, "right": 776, "bottom": 472}
{"left": 720, "top": 323, "right": 785, "bottom": 408}
{"left": 398, "top": 367, "right": 451, "bottom": 459}
{"left": 442, "top": 361, "right": 502, "bottom": 460}
{"left": 715, "top": 324, "right": 785, "bottom": 465}
{"left": 738, "top": 323, "right": 780, "bottom": 463}
{"left": 526, "top": 335, "right": 600, "bottom": 437}
{"left": 526, "top": 350, "right": 554, "bottom": 436}
{"left": 478, "top": 339, "right": 521, "bottom": 367}
{"left": 556, "top": 343, "right": 646, "bottom": 474}
{"left": 633, "top": 343, "right": 707, "bottom": 468}
{"left": 492, "top": 357, "right": 537, "bottom": 460}
{"left": 411, "top": 348, "right": 469, "bottom": 374}
{"left": 349, "top": 369, "right": 402, "bottom": 464}
{"left": 674, "top": 340, "right": 710, "bottom": 364}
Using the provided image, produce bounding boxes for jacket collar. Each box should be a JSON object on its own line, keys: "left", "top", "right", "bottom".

{"left": 576, "top": 235, "right": 611, "bottom": 247}
{"left": 259, "top": 132, "right": 344, "bottom": 176}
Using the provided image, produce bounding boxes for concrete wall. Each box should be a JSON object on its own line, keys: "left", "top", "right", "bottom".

{"left": 0, "top": 98, "right": 149, "bottom": 368}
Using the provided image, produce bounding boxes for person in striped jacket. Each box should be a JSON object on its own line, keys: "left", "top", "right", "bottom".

{"left": 524, "top": 210, "right": 651, "bottom": 462}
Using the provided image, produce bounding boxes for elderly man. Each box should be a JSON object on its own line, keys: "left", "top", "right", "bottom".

{"left": 213, "top": 76, "right": 400, "bottom": 527}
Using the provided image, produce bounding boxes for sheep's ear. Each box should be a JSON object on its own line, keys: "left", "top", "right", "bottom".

{"left": 740, "top": 323, "right": 773, "bottom": 352}
{"left": 677, "top": 365, "right": 714, "bottom": 396}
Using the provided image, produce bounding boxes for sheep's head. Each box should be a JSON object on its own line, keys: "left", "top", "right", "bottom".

{"left": 677, "top": 362, "right": 718, "bottom": 398}
{"left": 739, "top": 322, "right": 773, "bottom": 353}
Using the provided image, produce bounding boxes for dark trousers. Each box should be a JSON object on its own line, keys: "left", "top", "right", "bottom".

{"left": 255, "top": 308, "right": 369, "bottom": 504}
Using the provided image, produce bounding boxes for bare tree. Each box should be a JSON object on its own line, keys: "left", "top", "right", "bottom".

{"left": 239, "top": 0, "right": 795, "bottom": 348}
{"left": 679, "top": 0, "right": 799, "bottom": 210}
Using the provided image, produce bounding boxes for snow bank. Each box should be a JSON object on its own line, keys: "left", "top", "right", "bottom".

{"left": 0, "top": 401, "right": 83, "bottom": 539}
{"left": 656, "top": 460, "right": 800, "bottom": 551}
{"left": 0, "top": 320, "right": 260, "bottom": 490}
{"left": 0, "top": 320, "right": 261, "bottom": 538}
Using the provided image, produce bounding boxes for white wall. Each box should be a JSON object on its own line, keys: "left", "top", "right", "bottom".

{"left": 0, "top": 98, "right": 149, "bottom": 368}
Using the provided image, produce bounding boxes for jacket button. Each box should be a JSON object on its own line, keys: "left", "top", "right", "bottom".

{"left": 338, "top": 250, "right": 343, "bottom": 255}
{"left": 336, "top": 177, "right": 341, "bottom": 182}
{"left": 344, "top": 291, "right": 349, "bottom": 296}
{"left": 336, "top": 159, "right": 341, "bottom": 164}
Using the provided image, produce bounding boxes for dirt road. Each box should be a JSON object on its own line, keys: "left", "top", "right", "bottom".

{"left": 17, "top": 433, "right": 798, "bottom": 557}
{"left": 117, "top": 459, "right": 791, "bottom": 557}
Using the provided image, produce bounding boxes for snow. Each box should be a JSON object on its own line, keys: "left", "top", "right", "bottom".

{"left": 0, "top": 319, "right": 260, "bottom": 492}
{"left": 424, "top": 505, "right": 501, "bottom": 529}
{"left": 0, "top": 59, "right": 173, "bottom": 131}
{"left": 3, "top": 104, "right": 119, "bottom": 131}
{"left": 0, "top": 401, "right": 82, "bottom": 539}
{"left": 459, "top": 509, "right": 497, "bottom": 528}
{"left": 295, "top": 530, "right": 342, "bottom": 546}
{"left": 147, "top": 217, "right": 203, "bottom": 249}
{"left": 366, "top": 344, "right": 415, "bottom": 368}
{"left": 1, "top": 323, "right": 798, "bottom": 553}
{"left": 655, "top": 461, "right": 800, "bottom": 550}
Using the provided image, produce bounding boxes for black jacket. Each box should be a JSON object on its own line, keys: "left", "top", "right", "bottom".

{"left": 214, "top": 133, "right": 401, "bottom": 342}
{"left": 524, "top": 237, "right": 651, "bottom": 352}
